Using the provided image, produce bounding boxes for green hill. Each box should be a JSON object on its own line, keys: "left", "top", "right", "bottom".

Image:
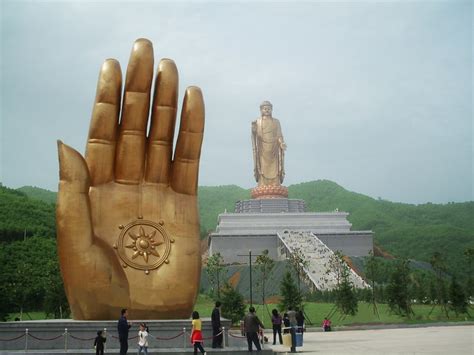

{"left": 17, "top": 186, "right": 57, "bottom": 204}
{"left": 288, "top": 180, "right": 473, "bottom": 274}
{"left": 11, "top": 181, "right": 474, "bottom": 274}
{"left": 0, "top": 186, "right": 56, "bottom": 241}
{"left": 197, "top": 180, "right": 473, "bottom": 274}
{"left": 198, "top": 185, "right": 250, "bottom": 235}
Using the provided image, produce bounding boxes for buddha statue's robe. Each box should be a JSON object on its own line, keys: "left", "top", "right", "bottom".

{"left": 252, "top": 116, "right": 285, "bottom": 186}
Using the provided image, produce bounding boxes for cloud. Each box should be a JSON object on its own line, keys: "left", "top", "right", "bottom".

{"left": 1, "top": 1, "right": 472, "bottom": 204}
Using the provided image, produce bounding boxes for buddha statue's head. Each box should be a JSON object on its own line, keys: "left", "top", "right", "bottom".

{"left": 260, "top": 101, "right": 273, "bottom": 118}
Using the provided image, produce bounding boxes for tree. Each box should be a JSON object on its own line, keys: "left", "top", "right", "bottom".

{"left": 364, "top": 251, "right": 380, "bottom": 317}
{"left": 328, "top": 251, "right": 358, "bottom": 317}
{"left": 464, "top": 248, "right": 474, "bottom": 298}
{"left": 430, "top": 252, "right": 449, "bottom": 317}
{"left": 335, "top": 268, "right": 358, "bottom": 316}
{"left": 0, "top": 237, "right": 57, "bottom": 318}
{"left": 287, "top": 247, "right": 309, "bottom": 293}
{"left": 43, "top": 259, "right": 70, "bottom": 318}
{"left": 386, "top": 259, "right": 413, "bottom": 317}
{"left": 220, "top": 283, "right": 246, "bottom": 325}
{"left": 411, "top": 273, "right": 429, "bottom": 304}
{"left": 255, "top": 249, "right": 275, "bottom": 305}
{"left": 428, "top": 278, "right": 438, "bottom": 304}
{"left": 206, "top": 252, "right": 226, "bottom": 299}
{"left": 449, "top": 276, "right": 469, "bottom": 316}
{"left": 279, "top": 270, "right": 303, "bottom": 312}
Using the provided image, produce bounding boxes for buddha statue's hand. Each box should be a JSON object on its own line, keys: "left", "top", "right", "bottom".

{"left": 56, "top": 39, "right": 205, "bottom": 320}
{"left": 278, "top": 138, "right": 287, "bottom": 151}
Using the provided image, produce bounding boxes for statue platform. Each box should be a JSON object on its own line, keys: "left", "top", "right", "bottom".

{"left": 235, "top": 198, "right": 305, "bottom": 213}
{"left": 0, "top": 318, "right": 263, "bottom": 352}
{"left": 251, "top": 185, "right": 288, "bottom": 199}
{"left": 209, "top": 197, "right": 373, "bottom": 273}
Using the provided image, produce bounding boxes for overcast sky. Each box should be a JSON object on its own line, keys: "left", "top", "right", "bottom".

{"left": 1, "top": 0, "right": 472, "bottom": 204}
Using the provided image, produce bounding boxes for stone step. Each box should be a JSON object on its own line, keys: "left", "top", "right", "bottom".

{"left": 278, "top": 231, "right": 369, "bottom": 290}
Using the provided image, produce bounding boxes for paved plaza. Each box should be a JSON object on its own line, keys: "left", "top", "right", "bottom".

{"left": 267, "top": 325, "right": 473, "bottom": 354}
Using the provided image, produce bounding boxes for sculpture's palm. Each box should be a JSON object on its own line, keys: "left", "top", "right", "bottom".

{"left": 56, "top": 39, "right": 204, "bottom": 320}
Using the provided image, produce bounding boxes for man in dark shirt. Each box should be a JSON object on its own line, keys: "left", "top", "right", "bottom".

{"left": 243, "top": 306, "right": 264, "bottom": 352}
{"left": 211, "top": 301, "right": 223, "bottom": 348}
{"left": 117, "top": 308, "right": 131, "bottom": 355}
{"left": 295, "top": 307, "right": 305, "bottom": 328}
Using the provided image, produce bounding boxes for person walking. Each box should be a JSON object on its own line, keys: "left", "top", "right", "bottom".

{"left": 191, "top": 311, "right": 206, "bottom": 355}
{"left": 211, "top": 301, "right": 223, "bottom": 348}
{"left": 243, "top": 306, "right": 264, "bottom": 352}
{"left": 271, "top": 309, "right": 283, "bottom": 345}
{"left": 137, "top": 323, "right": 149, "bottom": 355}
{"left": 117, "top": 308, "right": 132, "bottom": 355}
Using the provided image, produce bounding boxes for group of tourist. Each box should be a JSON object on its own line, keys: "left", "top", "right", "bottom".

{"left": 115, "top": 309, "right": 150, "bottom": 355}
{"left": 243, "top": 305, "right": 307, "bottom": 353}
{"left": 190, "top": 301, "right": 224, "bottom": 355}
{"left": 108, "top": 303, "right": 223, "bottom": 355}
{"left": 92, "top": 304, "right": 329, "bottom": 354}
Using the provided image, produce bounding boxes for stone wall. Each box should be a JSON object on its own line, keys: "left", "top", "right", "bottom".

{"left": 209, "top": 235, "right": 278, "bottom": 264}
{"left": 234, "top": 198, "right": 306, "bottom": 213}
{"left": 0, "top": 318, "right": 232, "bottom": 351}
{"left": 209, "top": 210, "right": 373, "bottom": 264}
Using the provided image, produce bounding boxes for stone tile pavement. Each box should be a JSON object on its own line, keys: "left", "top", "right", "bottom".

{"left": 266, "top": 325, "right": 473, "bottom": 354}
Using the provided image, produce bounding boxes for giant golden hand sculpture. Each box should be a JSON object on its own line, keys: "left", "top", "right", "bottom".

{"left": 56, "top": 39, "right": 204, "bottom": 320}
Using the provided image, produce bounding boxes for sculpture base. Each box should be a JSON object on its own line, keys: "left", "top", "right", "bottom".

{"left": 0, "top": 318, "right": 237, "bottom": 351}
{"left": 235, "top": 198, "right": 306, "bottom": 213}
{"left": 251, "top": 185, "right": 288, "bottom": 199}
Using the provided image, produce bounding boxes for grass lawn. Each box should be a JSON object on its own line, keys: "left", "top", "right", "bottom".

{"left": 6, "top": 311, "right": 50, "bottom": 321}
{"left": 8, "top": 295, "right": 473, "bottom": 327}
{"left": 194, "top": 295, "right": 474, "bottom": 328}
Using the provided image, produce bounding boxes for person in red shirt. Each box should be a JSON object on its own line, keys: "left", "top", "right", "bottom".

{"left": 322, "top": 317, "right": 332, "bottom": 332}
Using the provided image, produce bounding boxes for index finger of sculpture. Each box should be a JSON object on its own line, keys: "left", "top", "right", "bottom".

{"left": 115, "top": 38, "right": 154, "bottom": 184}
{"left": 171, "top": 86, "right": 205, "bottom": 195}
{"left": 145, "top": 59, "right": 179, "bottom": 184}
{"left": 85, "top": 59, "right": 122, "bottom": 186}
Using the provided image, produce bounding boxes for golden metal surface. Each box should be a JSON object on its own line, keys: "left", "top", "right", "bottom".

{"left": 252, "top": 101, "right": 286, "bottom": 186}
{"left": 56, "top": 39, "right": 205, "bottom": 320}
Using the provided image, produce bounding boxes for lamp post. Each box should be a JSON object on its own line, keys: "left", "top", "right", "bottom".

{"left": 237, "top": 250, "right": 263, "bottom": 306}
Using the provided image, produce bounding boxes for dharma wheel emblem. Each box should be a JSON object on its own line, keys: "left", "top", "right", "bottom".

{"left": 114, "top": 220, "right": 173, "bottom": 274}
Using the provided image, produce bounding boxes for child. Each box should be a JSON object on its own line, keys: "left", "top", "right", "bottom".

{"left": 191, "top": 311, "right": 206, "bottom": 355}
{"left": 283, "top": 313, "right": 290, "bottom": 334}
{"left": 138, "top": 323, "right": 149, "bottom": 354}
{"left": 93, "top": 330, "right": 106, "bottom": 355}
{"left": 322, "top": 317, "right": 332, "bottom": 332}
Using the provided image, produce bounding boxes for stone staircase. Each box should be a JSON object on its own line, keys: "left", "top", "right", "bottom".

{"left": 278, "top": 230, "right": 369, "bottom": 290}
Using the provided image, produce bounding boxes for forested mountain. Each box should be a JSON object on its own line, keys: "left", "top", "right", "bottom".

{"left": 198, "top": 180, "right": 473, "bottom": 274}
{"left": 198, "top": 185, "right": 250, "bottom": 235}
{"left": 8, "top": 181, "right": 474, "bottom": 274}
{"left": 17, "top": 186, "right": 57, "bottom": 204}
{"left": 2, "top": 181, "right": 471, "bottom": 319}
{"left": 0, "top": 186, "right": 56, "bottom": 241}
{"left": 289, "top": 181, "right": 473, "bottom": 274}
